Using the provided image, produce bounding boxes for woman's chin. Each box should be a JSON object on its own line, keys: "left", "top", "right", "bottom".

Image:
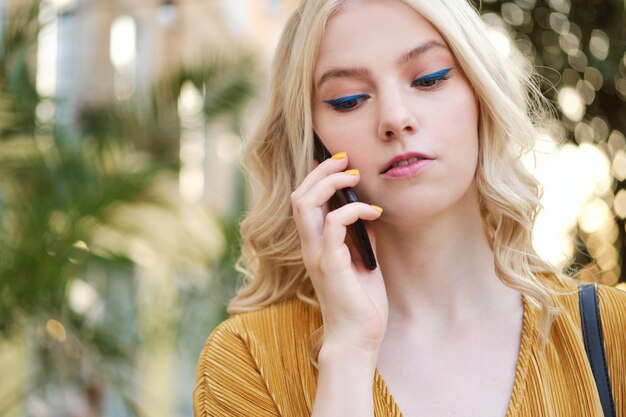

{"left": 371, "top": 188, "right": 482, "bottom": 229}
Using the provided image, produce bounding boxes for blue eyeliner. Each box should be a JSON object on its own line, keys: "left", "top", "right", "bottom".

{"left": 412, "top": 67, "right": 453, "bottom": 85}
{"left": 324, "top": 94, "right": 369, "bottom": 110}
{"left": 324, "top": 67, "right": 453, "bottom": 112}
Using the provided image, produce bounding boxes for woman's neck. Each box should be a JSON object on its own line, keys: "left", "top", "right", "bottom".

{"left": 371, "top": 189, "right": 521, "bottom": 328}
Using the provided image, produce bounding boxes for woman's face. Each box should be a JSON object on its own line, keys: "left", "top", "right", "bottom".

{"left": 312, "top": 0, "right": 480, "bottom": 224}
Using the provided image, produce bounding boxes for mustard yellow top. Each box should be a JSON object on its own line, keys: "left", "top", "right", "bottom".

{"left": 193, "top": 281, "right": 626, "bottom": 417}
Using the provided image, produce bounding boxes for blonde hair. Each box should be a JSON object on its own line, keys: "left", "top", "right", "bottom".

{"left": 229, "top": 0, "right": 573, "bottom": 358}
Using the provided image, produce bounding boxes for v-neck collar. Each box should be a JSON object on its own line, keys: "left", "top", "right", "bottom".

{"left": 372, "top": 295, "right": 536, "bottom": 417}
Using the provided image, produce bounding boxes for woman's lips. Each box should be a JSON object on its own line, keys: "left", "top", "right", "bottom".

{"left": 380, "top": 158, "right": 433, "bottom": 179}
{"left": 378, "top": 151, "right": 436, "bottom": 179}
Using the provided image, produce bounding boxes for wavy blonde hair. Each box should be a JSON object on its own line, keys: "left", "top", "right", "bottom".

{"left": 229, "top": 0, "right": 573, "bottom": 357}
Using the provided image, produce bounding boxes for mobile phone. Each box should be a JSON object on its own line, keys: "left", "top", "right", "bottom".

{"left": 313, "top": 133, "right": 377, "bottom": 270}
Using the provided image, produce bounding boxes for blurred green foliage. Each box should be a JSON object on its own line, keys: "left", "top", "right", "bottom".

{"left": 0, "top": 1, "right": 256, "bottom": 415}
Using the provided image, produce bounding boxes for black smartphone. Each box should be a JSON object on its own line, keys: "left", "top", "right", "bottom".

{"left": 313, "top": 133, "right": 377, "bottom": 270}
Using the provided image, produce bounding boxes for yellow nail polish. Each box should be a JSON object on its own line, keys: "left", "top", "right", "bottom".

{"left": 345, "top": 169, "right": 360, "bottom": 176}
{"left": 332, "top": 151, "right": 347, "bottom": 159}
{"left": 370, "top": 205, "right": 383, "bottom": 213}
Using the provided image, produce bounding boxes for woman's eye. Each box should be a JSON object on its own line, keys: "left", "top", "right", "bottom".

{"left": 324, "top": 94, "right": 370, "bottom": 112}
{"left": 411, "top": 67, "right": 453, "bottom": 89}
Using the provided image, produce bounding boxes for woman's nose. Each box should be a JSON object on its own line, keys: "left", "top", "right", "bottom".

{"left": 376, "top": 88, "right": 418, "bottom": 141}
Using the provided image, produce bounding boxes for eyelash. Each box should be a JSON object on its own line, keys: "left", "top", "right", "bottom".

{"left": 411, "top": 68, "right": 452, "bottom": 88}
{"left": 324, "top": 67, "right": 453, "bottom": 112}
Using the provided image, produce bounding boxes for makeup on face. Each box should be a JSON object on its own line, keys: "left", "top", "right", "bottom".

{"left": 315, "top": 39, "right": 449, "bottom": 89}
{"left": 323, "top": 67, "right": 453, "bottom": 112}
{"left": 311, "top": 0, "right": 480, "bottom": 225}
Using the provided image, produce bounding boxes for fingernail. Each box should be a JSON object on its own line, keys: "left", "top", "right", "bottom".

{"left": 370, "top": 205, "right": 383, "bottom": 213}
{"left": 345, "top": 169, "right": 360, "bottom": 176}
{"left": 332, "top": 151, "right": 347, "bottom": 159}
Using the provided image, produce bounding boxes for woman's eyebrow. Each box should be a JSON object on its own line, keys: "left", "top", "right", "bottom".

{"left": 315, "top": 39, "right": 450, "bottom": 90}
{"left": 396, "top": 39, "right": 449, "bottom": 65}
{"left": 316, "top": 67, "right": 369, "bottom": 90}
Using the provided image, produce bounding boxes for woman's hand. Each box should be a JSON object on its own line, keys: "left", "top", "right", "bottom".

{"left": 290, "top": 152, "right": 388, "bottom": 355}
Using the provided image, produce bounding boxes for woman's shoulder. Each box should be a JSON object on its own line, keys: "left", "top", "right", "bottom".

{"left": 210, "top": 297, "right": 322, "bottom": 341}
{"left": 594, "top": 282, "right": 626, "bottom": 345}
{"left": 194, "top": 298, "right": 321, "bottom": 416}
{"left": 540, "top": 274, "right": 625, "bottom": 317}
{"left": 595, "top": 281, "right": 626, "bottom": 314}
{"left": 541, "top": 275, "right": 625, "bottom": 353}
{"left": 197, "top": 296, "right": 322, "bottom": 366}
{"left": 545, "top": 274, "right": 625, "bottom": 310}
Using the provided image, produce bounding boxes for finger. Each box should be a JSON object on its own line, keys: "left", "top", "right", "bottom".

{"left": 320, "top": 203, "right": 383, "bottom": 273}
{"left": 300, "top": 170, "right": 362, "bottom": 212}
{"left": 293, "top": 153, "right": 350, "bottom": 200}
{"left": 291, "top": 168, "right": 362, "bottom": 222}
{"left": 292, "top": 170, "right": 363, "bottom": 246}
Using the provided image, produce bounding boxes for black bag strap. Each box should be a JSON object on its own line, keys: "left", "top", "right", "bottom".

{"left": 578, "top": 283, "right": 616, "bottom": 417}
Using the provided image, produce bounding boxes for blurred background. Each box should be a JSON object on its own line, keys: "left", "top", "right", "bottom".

{"left": 0, "top": 0, "right": 623, "bottom": 416}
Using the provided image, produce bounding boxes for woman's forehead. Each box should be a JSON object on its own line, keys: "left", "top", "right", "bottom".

{"left": 314, "top": 1, "right": 451, "bottom": 79}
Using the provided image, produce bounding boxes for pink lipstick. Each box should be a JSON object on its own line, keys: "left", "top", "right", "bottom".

{"left": 380, "top": 152, "right": 434, "bottom": 179}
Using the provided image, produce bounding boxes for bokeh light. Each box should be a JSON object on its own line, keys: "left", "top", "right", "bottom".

{"left": 526, "top": 138, "right": 613, "bottom": 267}
{"left": 558, "top": 86, "right": 585, "bottom": 122}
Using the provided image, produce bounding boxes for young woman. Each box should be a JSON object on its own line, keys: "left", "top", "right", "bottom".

{"left": 193, "top": 1, "right": 625, "bottom": 416}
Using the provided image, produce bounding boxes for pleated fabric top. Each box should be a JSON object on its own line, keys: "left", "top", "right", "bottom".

{"left": 193, "top": 280, "right": 626, "bottom": 417}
